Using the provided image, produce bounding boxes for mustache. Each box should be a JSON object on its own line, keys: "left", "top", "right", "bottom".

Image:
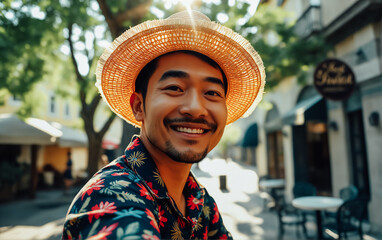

{"left": 164, "top": 117, "right": 217, "bottom": 132}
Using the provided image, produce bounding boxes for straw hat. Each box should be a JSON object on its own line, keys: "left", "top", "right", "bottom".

{"left": 96, "top": 10, "right": 265, "bottom": 127}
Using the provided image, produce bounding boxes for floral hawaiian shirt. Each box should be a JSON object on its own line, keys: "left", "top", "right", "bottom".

{"left": 62, "top": 136, "right": 232, "bottom": 240}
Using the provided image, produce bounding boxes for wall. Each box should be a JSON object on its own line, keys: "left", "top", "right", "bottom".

{"left": 333, "top": 20, "right": 382, "bottom": 230}
{"left": 327, "top": 104, "right": 352, "bottom": 197}
{"left": 321, "top": 0, "right": 357, "bottom": 27}
{"left": 361, "top": 80, "right": 382, "bottom": 231}
{"left": 259, "top": 76, "right": 302, "bottom": 200}
{"left": 43, "top": 146, "right": 71, "bottom": 173}
{"left": 336, "top": 24, "right": 382, "bottom": 83}
{"left": 72, "top": 147, "right": 88, "bottom": 179}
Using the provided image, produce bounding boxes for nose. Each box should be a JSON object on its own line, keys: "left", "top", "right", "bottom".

{"left": 179, "top": 89, "right": 208, "bottom": 118}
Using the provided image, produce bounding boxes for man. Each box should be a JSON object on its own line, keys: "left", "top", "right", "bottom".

{"left": 63, "top": 10, "right": 265, "bottom": 239}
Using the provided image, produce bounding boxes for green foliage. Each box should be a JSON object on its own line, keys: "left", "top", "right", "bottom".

{"left": 244, "top": 5, "right": 330, "bottom": 89}
{"left": 0, "top": 0, "right": 68, "bottom": 106}
{"left": 16, "top": 88, "right": 44, "bottom": 119}
{"left": 195, "top": 2, "right": 331, "bottom": 90}
{"left": 0, "top": 10, "right": 46, "bottom": 96}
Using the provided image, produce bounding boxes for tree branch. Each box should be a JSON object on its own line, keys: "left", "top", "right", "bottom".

{"left": 79, "top": 89, "right": 87, "bottom": 110}
{"left": 86, "top": 32, "right": 97, "bottom": 75}
{"left": 67, "top": 23, "right": 85, "bottom": 84}
{"left": 89, "top": 94, "right": 102, "bottom": 115}
{"left": 115, "top": 0, "right": 152, "bottom": 27}
{"left": 98, "top": 113, "right": 116, "bottom": 138}
{"left": 96, "top": 0, "right": 118, "bottom": 38}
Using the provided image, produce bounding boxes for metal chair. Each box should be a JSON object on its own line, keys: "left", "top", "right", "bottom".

{"left": 291, "top": 181, "right": 317, "bottom": 235}
{"left": 339, "top": 185, "right": 359, "bottom": 201}
{"left": 273, "top": 193, "right": 308, "bottom": 238}
{"left": 293, "top": 181, "right": 317, "bottom": 198}
{"left": 323, "top": 198, "right": 368, "bottom": 239}
{"left": 325, "top": 185, "right": 359, "bottom": 219}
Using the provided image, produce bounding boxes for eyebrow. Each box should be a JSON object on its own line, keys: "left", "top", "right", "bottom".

{"left": 159, "top": 70, "right": 189, "bottom": 82}
{"left": 159, "top": 70, "right": 225, "bottom": 89}
{"left": 205, "top": 77, "right": 225, "bottom": 90}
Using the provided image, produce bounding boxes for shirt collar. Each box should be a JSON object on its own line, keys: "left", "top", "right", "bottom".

{"left": 124, "top": 136, "right": 205, "bottom": 200}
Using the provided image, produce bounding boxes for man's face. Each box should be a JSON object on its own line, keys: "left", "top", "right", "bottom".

{"left": 137, "top": 52, "right": 227, "bottom": 164}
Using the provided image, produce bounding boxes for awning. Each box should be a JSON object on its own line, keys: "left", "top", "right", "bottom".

{"left": 0, "top": 114, "right": 88, "bottom": 147}
{"left": 282, "top": 95, "right": 326, "bottom": 125}
{"left": 0, "top": 114, "right": 61, "bottom": 145}
{"left": 242, "top": 123, "right": 259, "bottom": 147}
{"left": 50, "top": 122, "right": 88, "bottom": 147}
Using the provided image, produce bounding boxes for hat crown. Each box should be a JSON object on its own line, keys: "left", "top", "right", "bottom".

{"left": 168, "top": 10, "right": 211, "bottom": 22}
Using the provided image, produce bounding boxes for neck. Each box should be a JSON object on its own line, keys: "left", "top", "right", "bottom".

{"left": 140, "top": 134, "right": 192, "bottom": 215}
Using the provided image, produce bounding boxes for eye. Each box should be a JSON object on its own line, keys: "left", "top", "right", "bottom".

{"left": 165, "top": 85, "right": 183, "bottom": 92}
{"left": 205, "top": 90, "right": 222, "bottom": 97}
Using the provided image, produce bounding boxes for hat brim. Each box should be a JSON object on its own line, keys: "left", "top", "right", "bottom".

{"left": 96, "top": 18, "right": 265, "bottom": 127}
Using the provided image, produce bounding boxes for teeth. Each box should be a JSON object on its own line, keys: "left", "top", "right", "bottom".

{"left": 176, "top": 127, "right": 204, "bottom": 134}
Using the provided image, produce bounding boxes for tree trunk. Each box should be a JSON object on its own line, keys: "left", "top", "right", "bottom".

{"left": 87, "top": 135, "right": 103, "bottom": 177}
{"left": 29, "top": 145, "right": 38, "bottom": 199}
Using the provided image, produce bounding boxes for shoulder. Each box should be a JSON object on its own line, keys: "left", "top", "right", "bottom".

{"left": 63, "top": 158, "right": 160, "bottom": 239}
{"left": 66, "top": 157, "right": 158, "bottom": 221}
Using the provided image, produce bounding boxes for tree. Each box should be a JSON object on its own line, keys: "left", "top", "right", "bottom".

{"left": 64, "top": 0, "right": 158, "bottom": 176}
{"left": 1, "top": 0, "right": 153, "bottom": 177}
{"left": 0, "top": 1, "right": 59, "bottom": 107}
{"left": 96, "top": 0, "right": 153, "bottom": 157}
{"left": 197, "top": 0, "right": 330, "bottom": 89}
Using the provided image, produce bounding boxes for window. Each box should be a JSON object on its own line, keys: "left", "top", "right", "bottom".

{"left": 49, "top": 94, "right": 57, "bottom": 115}
{"left": 65, "top": 101, "right": 71, "bottom": 119}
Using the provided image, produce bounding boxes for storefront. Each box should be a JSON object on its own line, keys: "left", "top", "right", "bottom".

{"left": 282, "top": 86, "right": 332, "bottom": 195}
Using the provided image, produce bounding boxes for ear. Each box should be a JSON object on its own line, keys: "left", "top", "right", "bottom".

{"left": 130, "top": 92, "right": 144, "bottom": 122}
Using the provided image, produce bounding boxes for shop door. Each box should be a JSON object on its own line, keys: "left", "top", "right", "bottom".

{"left": 292, "top": 123, "right": 332, "bottom": 195}
{"left": 348, "top": 110, "right": 370, "bottom": 201}
{"left": 267, "top": 131, "right": 285, "bottom": 179}
{"left": 306, "top": 122, "right": 332, "bottom": 195}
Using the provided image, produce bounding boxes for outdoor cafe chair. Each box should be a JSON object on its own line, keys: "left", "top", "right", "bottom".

{"left": 339, "top": 185, "right": 359, "bottom": 201}
{"left": 293, "top": 181, "right": 317, "bottom": 198}
{"left": 292, "top": 181, "right": 317, "bottom": 227}
{"left": 323, "top": 198, "right": 368, "bottom": 240}
{"left": 325, "top": 185, "right": 359, "bottom": 220}
{"left": 274, "top": 194, "right": 308, "bottom": 238}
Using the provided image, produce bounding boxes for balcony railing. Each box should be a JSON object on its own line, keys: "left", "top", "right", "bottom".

{"left": 294, "top": 5, "right": 322, "bottom": 38}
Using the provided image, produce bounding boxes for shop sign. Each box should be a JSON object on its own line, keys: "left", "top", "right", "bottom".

{"left": 314, "top": 59, "right": 356, "bottom": 101}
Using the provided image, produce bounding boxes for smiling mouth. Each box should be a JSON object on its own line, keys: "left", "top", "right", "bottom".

{"left": 164, "top": 117, "right": 217, "bottom": 134}
{"left": 172, "top": 126, "right": 207, "bottom": 134}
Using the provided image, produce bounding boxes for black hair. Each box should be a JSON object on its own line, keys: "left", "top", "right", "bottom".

{"left": 134, "top": 50, "right": 228, "bottom": 106}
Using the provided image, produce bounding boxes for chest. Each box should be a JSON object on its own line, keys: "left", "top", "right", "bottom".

{"left": 155, "top": 198, "right": 210, "bottom": 239}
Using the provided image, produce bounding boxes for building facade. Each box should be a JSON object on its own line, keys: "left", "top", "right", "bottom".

{"left": 251, "top": 0, "right": 382, "bottom": 232}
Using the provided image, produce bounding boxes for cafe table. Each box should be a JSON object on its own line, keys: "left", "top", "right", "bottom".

{"left": 292, "top": 196, "right": 344, "bottom": 239}
{"left": 259, "top": 178, "right": 285, "bottom": 189}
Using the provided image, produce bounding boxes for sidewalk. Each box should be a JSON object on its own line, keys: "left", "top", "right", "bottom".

{"left": 193, "top": 157, "right": 382, "bottom": 240}
{"left": 0, "top": 187, "right": 79, "bottom": 240}
{"left": 194, "top": 158, "right": 292, "bottom": 240}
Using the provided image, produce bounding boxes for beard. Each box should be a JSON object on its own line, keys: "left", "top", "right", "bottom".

{"left": 165, "top": 140, "right": 208, "bottom": 164}
{"left": 146, "top": 133, "right": 208, "bottom": 164}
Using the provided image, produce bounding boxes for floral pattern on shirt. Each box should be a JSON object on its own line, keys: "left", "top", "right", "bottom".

{"left": 62, "top": 136, "right": 232, "bottom": 239}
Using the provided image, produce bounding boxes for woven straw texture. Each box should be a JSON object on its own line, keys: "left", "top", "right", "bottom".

{"left": 96, "top": 11, "right": 265, "bottom": 127}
